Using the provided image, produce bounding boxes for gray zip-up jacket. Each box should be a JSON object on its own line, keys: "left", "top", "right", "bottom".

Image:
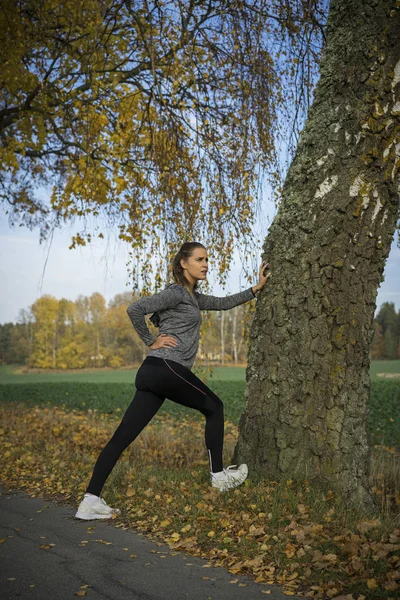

{"left": 126, "top": 283, "right": 256, "bottom": 369}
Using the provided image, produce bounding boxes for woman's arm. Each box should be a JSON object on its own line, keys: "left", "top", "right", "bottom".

{"left": 195, "top": 260, "right": 270, "bottom": 310}
{"left": 194, "top": 287, "right": 255, "bottom": 311}
{"left": 126, "top": 285, "right": 184, "bottom": 346}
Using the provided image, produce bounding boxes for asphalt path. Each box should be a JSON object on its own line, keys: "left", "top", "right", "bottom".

{"left": 0, "top": 486, "right": 303, "bottom": 600}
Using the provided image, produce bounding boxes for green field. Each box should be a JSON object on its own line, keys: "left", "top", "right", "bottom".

{"left": 0, "top": 361, "right": 399, "bottom": 446}
{"left": 1, "top": 360, "right": 399, "bottom": 384}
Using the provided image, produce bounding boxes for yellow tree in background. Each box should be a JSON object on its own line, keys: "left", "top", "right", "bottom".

{"left": 0, "top": 0, "right": 326, "bottom": 290}
{"left": 56, "top": 299, "right": 87, "bottom": 369}
{"left": 30, "top": 295, "right": 59, "bottom": 368}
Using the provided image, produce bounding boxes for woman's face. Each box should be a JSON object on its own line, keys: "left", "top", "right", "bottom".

{"left": 181, "top": 248, "right": 209, "bottom": 282}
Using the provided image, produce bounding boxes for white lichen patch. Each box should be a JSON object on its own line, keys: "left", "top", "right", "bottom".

{"left": 374, "top": 102, "right": 384, "bottom": 117}
{"left": 392, "top": 142, "right": 400, "bottom": 180}
{"left": 314, "top": 175, "right": 338, "bottom": 199}
{"left": 381, "top": 209, "right": 388, "bottom": 226}
{"left": 392, "top": 101, "right": 400, "bottom": 115}
{"left": 350, "top": 174, "right": 371, "bottom": 216}
{"left": 355, "top": 132, "right": 363, "bottom": 144}
{"left": 383, "top": 138, "right": 397, "bottom": 160}
{"left": 350, "top": 174, "right": 368, "bottom": 199}
{"left": 371, "top": 189, "right": 383, "bottom": 223}
{"left": 334, "top": 123, "right": 341, "bottom": 133}
{"left": 345, "top": 131, "right": 351, "bottom": 144}
{"left": 392, "top": 58, "right": 400, "bottom": 90}
{"left": 385, "top": 118, "right": 394, "bottom": 130}
{"left": 316, "top": 148, "right": 335, "bottom": 167}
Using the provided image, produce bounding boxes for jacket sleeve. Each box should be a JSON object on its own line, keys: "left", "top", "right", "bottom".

{"left": 194, "top": 287, "right": 256, "bottom": 311}
{"left": 126, "top": 285, "right": 184, "bottom": 346}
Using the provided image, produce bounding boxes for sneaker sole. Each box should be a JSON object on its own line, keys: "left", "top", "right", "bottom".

{"left": 212, "top": 479, "right": 246, "bottom": 492}
{"left": 75, "top": 511, "right": 114, "bottom": 520}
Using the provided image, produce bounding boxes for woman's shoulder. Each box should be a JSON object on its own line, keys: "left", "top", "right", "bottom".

{"left": 165, "top": 283, "right": 196, "bottom": 301}
{"left": 164, "top": 282, "right": 186, "bottom": 296}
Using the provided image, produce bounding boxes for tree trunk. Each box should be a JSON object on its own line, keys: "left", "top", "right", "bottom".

{"left": 52, "top": 321, "right": 57, "bottom": 369}
{"left": 220, "top": 311, "right": 225, "bottom": 366}
{"left": 234, "top": 0, "right": 399, "bottom": 511}
{"left": 232, "top": 308, "right": 239, "bottom": 365}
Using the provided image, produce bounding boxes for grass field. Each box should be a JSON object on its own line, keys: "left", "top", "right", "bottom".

{"left": 1, "top": 359, "right": 399, "bottom": 384}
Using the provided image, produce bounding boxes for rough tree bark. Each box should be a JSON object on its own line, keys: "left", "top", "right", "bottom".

{"left": 234, "top": 0, "right": 399, "bottom": 511}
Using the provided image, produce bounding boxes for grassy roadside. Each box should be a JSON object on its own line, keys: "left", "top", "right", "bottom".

{"left": 1, "top": 403, "right": 399, "bottom": 600}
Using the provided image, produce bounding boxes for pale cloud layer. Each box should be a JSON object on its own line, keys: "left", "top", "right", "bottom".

{"left": 1, "top": 210, "right": 399, "bottom": 324}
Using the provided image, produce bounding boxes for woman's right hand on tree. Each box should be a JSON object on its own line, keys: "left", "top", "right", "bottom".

{"left": 149, "top": 333, "right": 179, "bottom": 350}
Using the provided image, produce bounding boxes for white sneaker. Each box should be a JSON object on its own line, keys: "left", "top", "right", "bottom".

{"left": 75, "top": 495, "right": 121, "bottom": 520}
{"left": 211, "top": 464, "right": 248, "bottom": 492}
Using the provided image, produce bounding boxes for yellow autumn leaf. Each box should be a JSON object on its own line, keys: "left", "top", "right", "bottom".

{"left": 357, "top": 518, "right": 381, "bottom": 532}
{"left": 367, "top": 579, "right": 378, "bottom": 589}
{"left": 160, "top": 519, "right": 171, "bottom": 527}
{"left": 207, "top": 531, "right": 215, "bottom": 538}
{"left": 284, "top": 543, "right": 296, "bottom": 558}
{"left": 94, "top": 539, "right": 112, "bottom": 545}
{"left": 324, "top": 553, "right": 337, "bottom": 563}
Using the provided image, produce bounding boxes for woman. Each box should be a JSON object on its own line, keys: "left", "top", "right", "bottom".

{"left": 76, "top": 242, "right": 270, "bottom": 520}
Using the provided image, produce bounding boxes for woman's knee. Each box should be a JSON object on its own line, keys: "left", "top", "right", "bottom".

{"left": 203, "top": 394, "right": 224, "bottom": 417}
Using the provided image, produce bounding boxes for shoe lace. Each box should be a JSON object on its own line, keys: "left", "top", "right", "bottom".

{"left": 224, "top": 465, "right": 238, "bottom": 473}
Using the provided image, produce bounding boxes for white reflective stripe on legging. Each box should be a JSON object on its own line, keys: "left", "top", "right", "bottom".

{"left": 208, "top": 449, "right": 213, "bottom": 472}
{"left": 162, "top": 358, "right": 207, "bottom": 396}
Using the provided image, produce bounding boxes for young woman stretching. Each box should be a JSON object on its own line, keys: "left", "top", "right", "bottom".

{"left": 76, "top": 242, "right": 270, "bottom": 520}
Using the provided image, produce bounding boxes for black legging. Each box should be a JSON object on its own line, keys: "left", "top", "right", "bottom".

{"left": 86, "top": 355, "right": 224, "bottom": 496}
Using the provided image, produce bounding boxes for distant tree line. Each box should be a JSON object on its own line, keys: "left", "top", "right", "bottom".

{"left": 369, "top": 302, "right": 400, "bottom": 360}
{"left": 0, "top": 291, "right": 256, "bottom": 369}
{"left": 0, "top": 295, "right": 398, "bottom": 369}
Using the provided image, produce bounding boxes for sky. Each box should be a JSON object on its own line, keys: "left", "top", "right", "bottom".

{"left": 1, "top": 199, "right": 399, "bottom": 325}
